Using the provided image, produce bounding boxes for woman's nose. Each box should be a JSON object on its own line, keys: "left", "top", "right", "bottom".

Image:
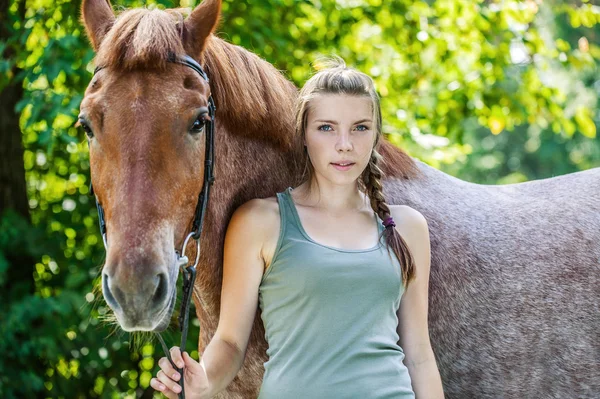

{"left": 335, "top": 132, "right": 353, "bottom": 152}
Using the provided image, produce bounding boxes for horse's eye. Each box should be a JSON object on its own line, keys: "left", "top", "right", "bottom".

{"left": 190, "top": 115, "right": 207, "bottom": 134}
{"left": 78, "top": 119, "right": 94, "bottom": 139}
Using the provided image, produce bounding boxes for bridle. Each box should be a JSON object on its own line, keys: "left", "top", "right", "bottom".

{"left": 88, "top": 53, "right": 216, "bottom": 399}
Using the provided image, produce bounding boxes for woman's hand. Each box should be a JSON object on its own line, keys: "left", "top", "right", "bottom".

{"left": 150, "top": 346, "right": 211, "bottom": 399}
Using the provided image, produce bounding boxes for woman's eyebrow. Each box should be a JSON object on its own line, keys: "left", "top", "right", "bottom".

{"left": 314, "top": 118, "right": 372, "bottom": 124}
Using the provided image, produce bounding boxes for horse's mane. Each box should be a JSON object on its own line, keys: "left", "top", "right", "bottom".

{"left": 201, "top": 37, "right": 299, "bottom": 150}
{"left": 93, "top": 6, "right": 419, "bottom": 179}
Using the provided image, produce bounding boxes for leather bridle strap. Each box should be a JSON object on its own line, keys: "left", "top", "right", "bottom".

{"left": 155, "top": 262, "right": 197, "bottom": 399}
{"left": 88, "top": 54, "right": 216, "bottom": 399}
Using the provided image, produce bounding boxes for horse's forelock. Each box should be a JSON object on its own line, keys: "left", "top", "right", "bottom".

{"left": 95, "top": 8, "right": 190, "bottom": 71}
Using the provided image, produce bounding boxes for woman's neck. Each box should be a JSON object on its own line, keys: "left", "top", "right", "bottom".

{"left": 293, "top": 178, "right": 369, "bottom": 213}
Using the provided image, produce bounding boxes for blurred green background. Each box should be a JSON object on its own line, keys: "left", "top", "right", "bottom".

{"left": 0, "top": 0, "right": 598, "bottom": 397}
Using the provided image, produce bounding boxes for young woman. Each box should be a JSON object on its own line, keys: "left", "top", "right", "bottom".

{"left": 151, "top": 58, "right": 444, "bottom": 398}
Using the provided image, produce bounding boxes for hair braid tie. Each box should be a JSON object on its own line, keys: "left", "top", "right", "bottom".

{"left": 383, "top": 216, "right": 396, "bottom": 228}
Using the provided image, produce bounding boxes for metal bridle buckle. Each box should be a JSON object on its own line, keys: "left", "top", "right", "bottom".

{"left": 178, "top": 231, "right": 201, "bottom": 269}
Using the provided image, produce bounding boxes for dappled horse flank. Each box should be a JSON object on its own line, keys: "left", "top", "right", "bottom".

{"left": 80, "top": 1, "right": 600, "bottom": 398}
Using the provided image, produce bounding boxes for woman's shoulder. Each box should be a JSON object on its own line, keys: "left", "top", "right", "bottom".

{"left": 388, "top": 204, "right": 427, "bottom": 226}
{"left": 227, "top": 196, "right": 282, "bottom": 264}
{"left": 388, "top": 205, "right": 429, "bottom": 242}
{"left": 388, "top": 205, "right": 431, "bottom": 281}
{"left": 228, "top": 196, "right": 281, "bottom": 238}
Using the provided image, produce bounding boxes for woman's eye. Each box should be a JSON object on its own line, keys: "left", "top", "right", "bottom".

{"left": 190, "top": 115, "right": 206, "bottom": 134}
{"left": 318, "top": 124, "right": 332, "bottom": 132}
{"left": 355, "top": 125, "right": 369, "bottom": 131}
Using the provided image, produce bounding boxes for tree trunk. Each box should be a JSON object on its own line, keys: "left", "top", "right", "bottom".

{"left": 0, "top": 0, "right": 28, "bottom": 219}
{"left": 0, "top": 0, "right": 34, "bottom": 297}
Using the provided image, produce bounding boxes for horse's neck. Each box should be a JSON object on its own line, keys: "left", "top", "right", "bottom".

{"left": 195, "top": 126, "right": 300, "bottom": 333}
{"left": 214, "top": 125, "right": 300, "bottom": 211}
{"left": 191, "top": 37, "right": 304, "bottom": 335}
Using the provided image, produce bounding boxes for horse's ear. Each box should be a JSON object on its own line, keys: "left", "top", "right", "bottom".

{"left": 81, "top": 0, "right": 116, "bottom": 51}
{"left": 183, "top": 0, "right": 221, "bottom": 58}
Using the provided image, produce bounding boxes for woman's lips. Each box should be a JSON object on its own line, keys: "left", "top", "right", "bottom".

{"left": 331, "top": 162, "right": 355, "bottom": 171}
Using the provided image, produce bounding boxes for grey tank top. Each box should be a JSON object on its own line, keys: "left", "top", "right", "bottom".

{"left": 257, "top": 187, "right": 415, "bottom": 399}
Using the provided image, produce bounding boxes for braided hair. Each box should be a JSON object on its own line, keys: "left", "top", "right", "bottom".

{"left": 360, "top": 146, "right": 415, "bottom": 288}
{"left": 295, "top": 56, "right": 416, "bottom": 288}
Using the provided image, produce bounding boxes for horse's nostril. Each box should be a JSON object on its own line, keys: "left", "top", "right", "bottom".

{"left": 152, "top": 273, "right": 168, "bottom": 306}
{"left": 102, "top": 273, "right": 120, "bottom": 310}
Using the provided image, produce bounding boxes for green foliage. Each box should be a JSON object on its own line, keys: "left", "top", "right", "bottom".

{"left": 1, "top": 0, "right": 598, "bottom": 397}
{"left": 0, "top": 208, "right": 201, "bottom": 398}
{"left": 217, "top": 0, "right": 598, "bottom": 169}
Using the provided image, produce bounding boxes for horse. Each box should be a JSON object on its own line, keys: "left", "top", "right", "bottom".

{"left": 79, "top": 0, "right": 600, "bottom": 398}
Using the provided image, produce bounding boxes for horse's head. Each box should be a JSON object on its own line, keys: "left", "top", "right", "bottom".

{"left": 79, "top": 0, "right": 221, "bottom": 331}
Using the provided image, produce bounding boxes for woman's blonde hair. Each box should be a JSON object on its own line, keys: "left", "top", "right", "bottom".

{"left": 294, "top": 56, "right": 415, "bottom": 288}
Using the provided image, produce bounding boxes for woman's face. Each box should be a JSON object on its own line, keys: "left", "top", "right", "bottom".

{"left": 305, "top": 94, "right": 376, "bottom": 187}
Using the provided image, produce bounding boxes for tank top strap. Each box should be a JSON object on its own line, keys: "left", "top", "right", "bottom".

{"left": 275, "top": 187, "right": 304, "bottom": 237}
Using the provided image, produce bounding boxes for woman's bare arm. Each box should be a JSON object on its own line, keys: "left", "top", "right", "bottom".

{"left": 392, "top": 205, "right": 445, "bottom": 399}
{"left": 152, "top": 198, "right": 277, "bottom": 398}
{"left": 203, "top": 198, "right": 278, "bottom": 396}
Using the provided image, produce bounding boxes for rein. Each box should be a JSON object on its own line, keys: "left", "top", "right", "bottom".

{"left": 88, "top": 54, "right": 216, "bottom": 399}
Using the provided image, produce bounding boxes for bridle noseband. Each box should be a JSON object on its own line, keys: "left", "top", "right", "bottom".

{"left": 88, "top": 54, "right": 215, "bottom": 399}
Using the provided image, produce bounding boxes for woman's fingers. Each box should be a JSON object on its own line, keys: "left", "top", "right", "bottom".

{"left": 169, "top": 346, "right": 185, "bottom": 368}
{"left": 156, "top": 370, "right": 182, "bottom": 394}
{"left": 151, "top": 347, "right": 187, "bottom": 397}
{"left": 150, "top": 377, "right": 179, "bottom": 399}
{"left": 158, "top": 356, "right": 181, "bottom": 380}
